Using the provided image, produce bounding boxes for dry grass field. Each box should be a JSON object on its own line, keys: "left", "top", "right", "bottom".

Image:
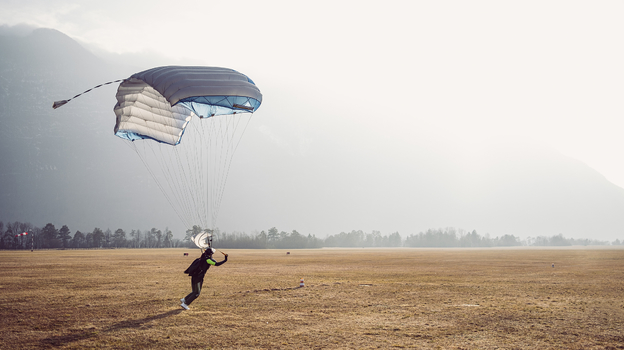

{"left": 0, "top": 247, "right": 623, "bottom": 349}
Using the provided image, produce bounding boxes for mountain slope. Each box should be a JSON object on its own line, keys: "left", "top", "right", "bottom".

{"left": 0, "top": 28, "right": 174, "bottom": 233}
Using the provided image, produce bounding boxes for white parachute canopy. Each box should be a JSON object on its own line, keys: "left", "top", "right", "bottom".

{"left": 192, "top": 231, "right": 213, "bottom": 249}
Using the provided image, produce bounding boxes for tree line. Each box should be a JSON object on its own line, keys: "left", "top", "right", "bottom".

{"left": 1, "top": 221, "right": 621, "bottom": 250}
{"left": 402, "top": 228, "right": 618, "bottom": 247}
{"left": 0, "top": 221, "right": 181, "bottom": 250}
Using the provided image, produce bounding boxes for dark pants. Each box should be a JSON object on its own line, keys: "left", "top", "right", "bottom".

{"left": 184, "top": 275, "right": 204, "bottom": 305}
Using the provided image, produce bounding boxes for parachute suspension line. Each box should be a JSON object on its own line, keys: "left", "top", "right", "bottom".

{"left": 168, "top": 117, "right": 207, "bottom": 229}
{"left": 160, "top": 114, "right": 214, "bottom": 230}
{"left": 117, "top": 113, "right": 254, "bottom": 233}
{"left": 201, "top": 117, "right": 213, "bottom": 229}
{"left": 151, "top": 142, "right": 194, "bottom": 229}
{"left": 208, "top": 118, "right": 222, "bottom": 230}
{"left": 125, "top": 113, "right": 208, "bottom": 231}
{"left": 194, "top": 120, "right": 210, "bottom": 230}
{"left": 126, "top": 140, "right": 192, "bottom": 229}
{"left": 158, "top": 140, "right": 195, "bottom": 228}
{"left": 165, "top": 113, "right": 207, "bottom": 229}
{"left": 197, "top": 119, "right": 212, "bottom": 229}
{"left": 211, "top": 112, "right": 254, "bottom": 228}
{"left": 52, "top": 79, "right": 125, "bottom": 109}
{"left": 183, "top": 118, "right": 210, "bottom": 229}
{"left": 212, "top": 114, "right": 230, "bottom": 227}
{"left": 198, "top": 117, "right": 218, "bottom": 230}
{"left": 211, "top": 118, "right": 226, "bottom": 230}
{"left": 207, "top": 116, "right": 225, "bottom": 229}
{"left": 169, "top": 136, "right": 198, "bottom": 228}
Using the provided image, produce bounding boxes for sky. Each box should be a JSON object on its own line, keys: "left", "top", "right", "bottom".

{"left": 1, "top": 0, "right": 623, "bottom": 239}
{"left": 1, "top": 0, "right": 622, "bottom": 187}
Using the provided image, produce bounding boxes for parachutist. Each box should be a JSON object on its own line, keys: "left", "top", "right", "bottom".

{"left": 181, "top": 248, "right": 228, "bottom": 310}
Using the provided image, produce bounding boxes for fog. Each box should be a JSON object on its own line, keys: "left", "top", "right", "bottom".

{"left": 1, "top": 1, "right": 623, "bottom": 241}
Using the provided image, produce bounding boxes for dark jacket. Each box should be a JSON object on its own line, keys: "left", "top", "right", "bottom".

{"left": 185, "top": 252, "right": 227, "bottom": 277}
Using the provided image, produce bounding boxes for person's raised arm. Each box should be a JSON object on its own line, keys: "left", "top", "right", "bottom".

{"left": 215, "top": 254, "right": 228, "bottom": 266}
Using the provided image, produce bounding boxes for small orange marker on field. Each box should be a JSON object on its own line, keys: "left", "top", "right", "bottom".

{"left": 300, "top": 278, "right": 305, "bottom": 287}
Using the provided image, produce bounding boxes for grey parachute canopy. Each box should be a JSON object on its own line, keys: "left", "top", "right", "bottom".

{"left": 113, "top": 66, "right": 262, "bottom": 145}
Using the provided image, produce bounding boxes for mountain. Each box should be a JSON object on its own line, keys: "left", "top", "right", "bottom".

{"left": 0, "top": 28, "right": 175, "bottom": 234}
{"left": 0, "top": 28, "right": 623, "bottom": 241}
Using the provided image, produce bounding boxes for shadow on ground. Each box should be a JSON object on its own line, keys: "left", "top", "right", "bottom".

{"left": 40, "top": 309, "right": 183, "bottom": 347}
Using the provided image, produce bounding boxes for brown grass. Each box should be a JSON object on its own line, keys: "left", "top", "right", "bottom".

{"left": 0, "top": 247, "right": 623, "bottom": 349}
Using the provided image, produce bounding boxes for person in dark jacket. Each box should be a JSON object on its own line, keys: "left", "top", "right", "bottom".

{"left": 181, "top": 248, "right": 227, "bottom": 310}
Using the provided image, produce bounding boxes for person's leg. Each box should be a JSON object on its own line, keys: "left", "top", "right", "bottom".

{"left": 184, "top": 277, "right": 203, "bottom": 305}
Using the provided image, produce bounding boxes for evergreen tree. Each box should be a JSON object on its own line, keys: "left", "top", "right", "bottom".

{"left": 104, "top": 229, "right": 112, "bottom": 248}
{"left": 113, "top": 228, "right": 127, "bottom": 248}
{"left": 2, "top": 223, "right": 15, "bottom": 249}
{"left": 59, "top": 225, "right": 72, "bottom": 248}
{"left": 41, "top": 223, "right": 60, "bottom": 248}
{"left": 85, "top": 232, "right": 94, "bottom": 247}
{"left": 72, "top": 231, "right": 85, "bottom": 248}
{"left": 92, "top": 228, "right": 104, "bottom": 248}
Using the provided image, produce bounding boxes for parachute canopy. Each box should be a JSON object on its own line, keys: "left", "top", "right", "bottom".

{"left": 113, "top": 66, "right": 262, "bottom": 146}
{"left": 192, "top": 231, "right": 213, "bottom": 249}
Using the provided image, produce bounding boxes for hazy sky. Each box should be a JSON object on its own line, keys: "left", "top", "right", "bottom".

{"left": 2, "top": 0, "right": 622, "bottom": 187}
{"left": 1, "top": 1, "right": 624, "bottom": 239}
